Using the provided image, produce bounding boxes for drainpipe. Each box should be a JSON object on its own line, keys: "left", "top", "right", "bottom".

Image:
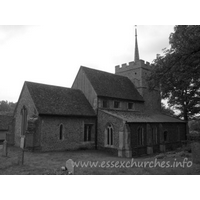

{"left": 95, "top": 97, "right": 99, "bottom": 150}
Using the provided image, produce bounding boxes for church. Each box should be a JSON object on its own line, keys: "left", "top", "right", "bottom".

{"left": 12, "top": 28, "right": 186, "bottom": 157}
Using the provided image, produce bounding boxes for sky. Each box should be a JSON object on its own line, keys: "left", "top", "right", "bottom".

{"left": 0, "top": 25, "right": 175, "bottom": 102}
{"left": 0, "top": 0, "right": 197, "bottom": 103}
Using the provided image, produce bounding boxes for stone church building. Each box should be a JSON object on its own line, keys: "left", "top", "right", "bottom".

{"left": 12, "top": 28, "right": 186, "bottom": 157}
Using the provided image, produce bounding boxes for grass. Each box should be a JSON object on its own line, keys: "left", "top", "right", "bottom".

{"left": 0, "top": 146, "right": 200, "bottom": 175}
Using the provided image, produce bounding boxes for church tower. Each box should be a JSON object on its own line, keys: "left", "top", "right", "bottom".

{"left": 115, "top": 26, "right": 161, "bottom": 112}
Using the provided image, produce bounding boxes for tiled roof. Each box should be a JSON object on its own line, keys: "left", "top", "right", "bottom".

{"left": 0, "top": 115, "right": 13, "bottom": 130}
{"left": 81, "top": 66, "right": 144, "bottom": 101}
{"left": 101, "top": 110, "right": 185, "bottom": 123}
{"left": 26, "top": 82, "right": 95, "bottom": 116}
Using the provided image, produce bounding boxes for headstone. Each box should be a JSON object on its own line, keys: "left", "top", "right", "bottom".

{"left": 18, "top": 136, "right": 25, "bottom": 165}
{"left": 66, "top": 159, "right": 74, "bottom": 175}
{"left": 2, "top": 140, "right": 8, "bottom": 157}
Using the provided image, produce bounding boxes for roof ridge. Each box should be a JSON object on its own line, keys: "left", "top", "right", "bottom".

{"left": 81, "top": 66, "right": 131, "bottom": 79}
{"left": 25, "top": 81, "right": 81, "bottom": 92}
{"left": 24, "top": 81, "right": 95, "bottom": 116}
{"left": 80, "top": 66, "right": 144, "bottom": 102}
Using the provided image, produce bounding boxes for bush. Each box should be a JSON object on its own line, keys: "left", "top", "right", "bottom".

{"left": 188, "top": 130, "right": 200, "bottom": 141}
{"left": 189, "top": 120, "right": 200, "bottom": 132}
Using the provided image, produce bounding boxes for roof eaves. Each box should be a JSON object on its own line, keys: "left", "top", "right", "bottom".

{"left": 97, "top": 95, "right": 144, "bottom": 102}
{"left": 38, "top": 113, "right": 96, "bottom": 117}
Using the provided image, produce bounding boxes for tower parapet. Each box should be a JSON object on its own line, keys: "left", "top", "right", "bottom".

{"left": 115, "top": 59, "right": 152, "bottom": 74}
{"left": 115, "top": 59, "right": 161, "bottom": 112}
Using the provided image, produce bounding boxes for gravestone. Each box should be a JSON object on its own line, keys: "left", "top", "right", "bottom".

{"left": 2, "top": 140, "right": 8, "bottom": 157}
{"left": 18, "top": 136, "right": 25, "bottom": 165}
{"left": 66, "top": 159, "right": 74, "bottom": 175}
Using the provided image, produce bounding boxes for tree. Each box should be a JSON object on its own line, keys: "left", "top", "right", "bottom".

{"left": 149, "top": 25, "right": 200, "bottom": 121}
{"left": 161, "top": 102, "right": 177, "bottom": 118}
{"left": 0, "top": 100, "right": 16, "bottom": 113}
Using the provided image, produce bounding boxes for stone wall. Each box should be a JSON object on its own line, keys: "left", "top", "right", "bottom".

{"left": 129, "top": 122, "right": 186, "bottom": 156}
{"left": 97, "top": 110, "right": 124, "bottom": 154}
{"left": 129, "top": 123, "right": 147, "bottom": 156}
{"left": 25, "top": 117, "right": 41, "bottom": 150}
{"left": 14, "top": 84, "right": 38, "bottom": 146}
{"left": 115, "top": 60, "right": 161, "bottom": 112}
{"left": 98, "top": 97, "right": 144, "bottom": 112}
{"left": 39, "top": 115, "right": 96, "bottom": 151}
{"left": 72, "top": 67, "right": 98, "bottom": 111}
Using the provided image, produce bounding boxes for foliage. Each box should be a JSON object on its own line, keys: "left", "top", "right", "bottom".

{"left": 149, "top": 25, "right": 200, "bottom": 121}
{"left": 161, "top": 102, "right": 178, "bottom": 118}
{"left": 189, "top": 120, "right": 200, "bottom": 132}
{"left": 0, "top": 100, "right": 16, "bottom": 113}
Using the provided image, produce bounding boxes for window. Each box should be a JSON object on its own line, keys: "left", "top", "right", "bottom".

{"left": 137, "top": 127, "right": 144, "bottom": 146}
{"left": 152, "top": 126, "right": 158, "bottom": 144}
{"left": 114, "top": 101, "right": 120, "bottom": 109}
{"left": 105, "top": 124, "right": 114, "bottom": 146}
{"left": 164, "top": 130, "right": 168, "bottom": 142}
{"left": 21, "top": 106, "right": 28, "bottom": 136}
{"left": 102, "top": 100, "right": 108, "bottom": 108}
{"left": 128, "top": 102, "right": 134, "bottom": 110}
{"left": 84, "top": 124, "right": 93, "bottom": 142}
{"left": 59, "top": 124, "right": 64, "bottom": 140}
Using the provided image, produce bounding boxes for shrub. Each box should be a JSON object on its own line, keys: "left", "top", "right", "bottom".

{"left": 188, "top": 130, "right": 200, "bottom": 141}
{"left": 189, "top": 120, "right": 200, "bottom": 132}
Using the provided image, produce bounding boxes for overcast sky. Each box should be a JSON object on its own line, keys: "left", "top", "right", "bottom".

{"left": 0, "top": 24, "right": 175, "bottom": 102}
{"left": 1, "top": 0, "right": 195, "bottom": 103}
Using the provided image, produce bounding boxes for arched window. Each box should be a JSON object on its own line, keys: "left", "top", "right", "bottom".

{"left": 137, "top": 127, "right": 144, "bottom": 146}
{"left": 105, "top": 124, "right": 114, "bottom": 146}
{"left": 152, "top": 126, "right": 158, "bottom": 144}
{"left": 59, "top": 124, "right": 64, "bottom": 140}
{"left": 164, "top": 130, "right": 168, "bottom": 142}
{"left": 84, "top": 124, "right": 92, "bottom": 142}
{"left": 21, "top": 106, "right": 28, "bottom": 136}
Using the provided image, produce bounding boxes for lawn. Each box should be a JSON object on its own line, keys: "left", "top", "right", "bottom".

{"left": 0, "top": 145, "right": 200, "bottom": 175}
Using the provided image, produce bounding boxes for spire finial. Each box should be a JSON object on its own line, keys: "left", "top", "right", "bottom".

{"left": 135, "top": 25, "right": 137, "bottom": 36}
{"left": 134, "top": 25, "right": 140, "bottom": 62}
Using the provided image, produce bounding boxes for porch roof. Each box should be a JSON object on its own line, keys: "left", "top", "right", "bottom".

{"left": 101, "top": 110, "right": 186, "bottom": 123}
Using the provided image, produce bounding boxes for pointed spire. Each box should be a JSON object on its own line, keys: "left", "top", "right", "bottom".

{"left": 134, "top": 25, "right": 140, "bottom": 62}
